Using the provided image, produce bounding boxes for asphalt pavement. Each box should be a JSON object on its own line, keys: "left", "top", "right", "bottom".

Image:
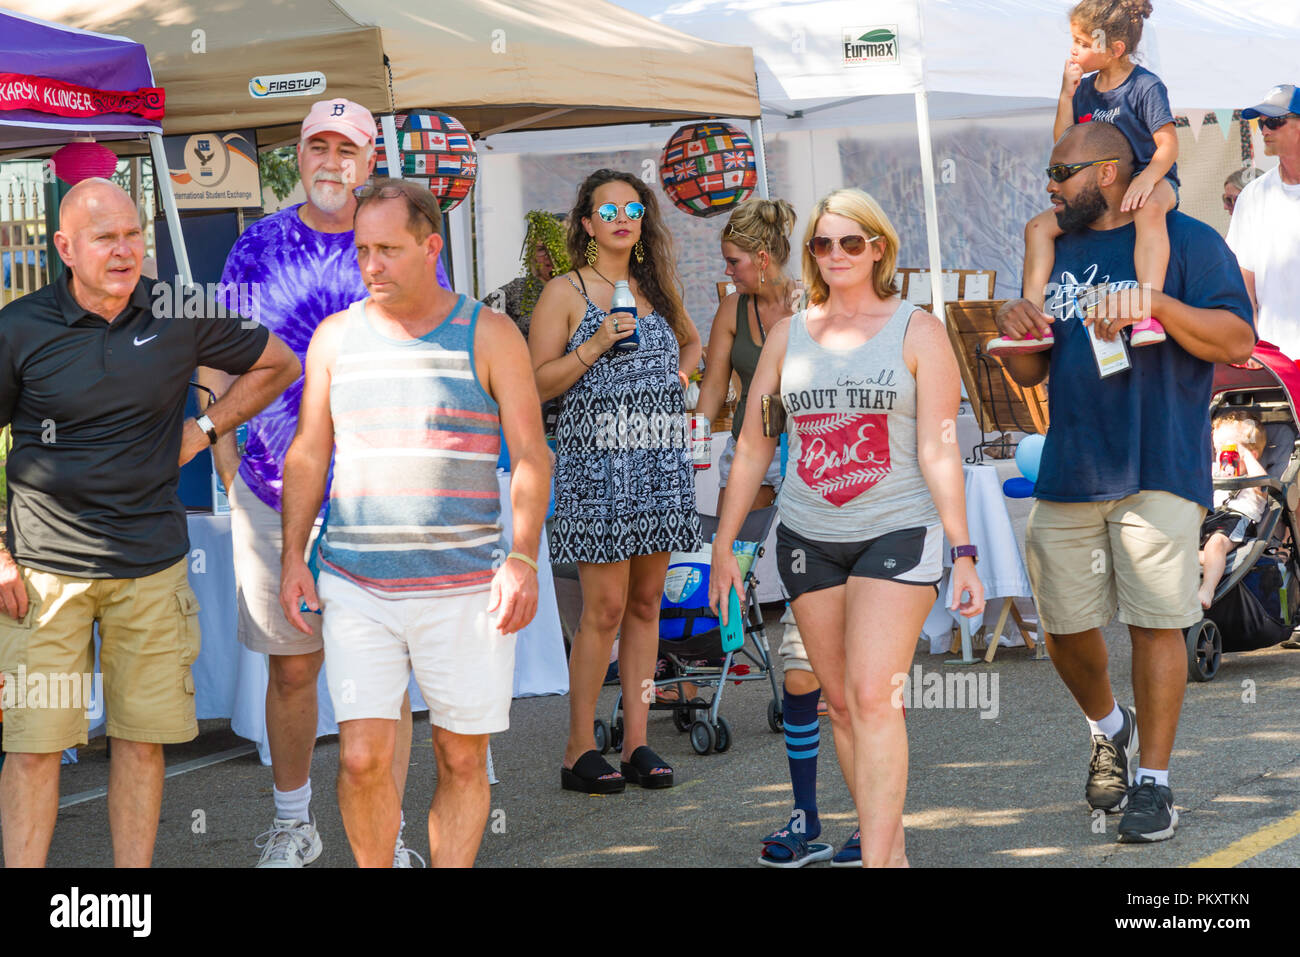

{"left": 8, "top": 461, "right": 1300, "bottom": 870}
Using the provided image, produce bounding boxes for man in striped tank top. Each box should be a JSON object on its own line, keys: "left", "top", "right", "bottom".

{"left": 279, "top": 180, "right": 552, "bottom": 867}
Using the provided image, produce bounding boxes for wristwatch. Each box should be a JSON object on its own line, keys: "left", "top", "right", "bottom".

{"left": 194, "top": 414, "right": 219, "bottom": 446}
{"left": 951, "top": 544, "right": 979, "bottom": 565}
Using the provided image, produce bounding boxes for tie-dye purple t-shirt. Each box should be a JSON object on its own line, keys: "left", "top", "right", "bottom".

{"left": 219, "top": 203, "right": 451, "bottom": 512}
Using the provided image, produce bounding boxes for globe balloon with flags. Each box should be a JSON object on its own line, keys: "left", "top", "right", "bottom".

{"left": 375, "top": 110, "right": 478, "bottom": 213}
{"left": 659, "top": 122, "right": 758, "bottom": 217}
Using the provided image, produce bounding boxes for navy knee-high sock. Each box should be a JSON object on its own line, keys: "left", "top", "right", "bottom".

{"left": 783, "top": 686, "right": 821, "bottom": 839}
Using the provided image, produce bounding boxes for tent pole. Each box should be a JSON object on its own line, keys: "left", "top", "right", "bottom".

{"left": 149, "top": 132, "right": 192, "bottom": 287}
{"left": 380, "top": 114, "right": 401, "bottom": 180}
{"left": 750, "top": 117, "right": 770, "bottom": 199}
{"left": 913, "top": 91, "right": 944, "bottom": 321}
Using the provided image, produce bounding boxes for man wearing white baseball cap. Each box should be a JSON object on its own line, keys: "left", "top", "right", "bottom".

{"left": 1227, "top": 85, "right": 1300, "bottom": 360}
{"left": 205, "top": 98, "right": 445, "bottom": 867}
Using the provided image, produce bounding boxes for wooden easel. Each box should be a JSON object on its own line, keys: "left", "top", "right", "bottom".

{"left": 944, "top": 299, "right": 1050, "bottom": 462}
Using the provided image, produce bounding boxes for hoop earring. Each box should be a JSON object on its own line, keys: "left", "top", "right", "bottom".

{"left": 586, "top": 238, "right": 598, "bottom": 266}
{"left": 634, "top": 240, "right": 645, "bottom": 265}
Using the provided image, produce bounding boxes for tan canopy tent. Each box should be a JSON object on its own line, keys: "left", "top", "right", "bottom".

{"left": 5, "top": 0, "right": 759, "bottom": 144}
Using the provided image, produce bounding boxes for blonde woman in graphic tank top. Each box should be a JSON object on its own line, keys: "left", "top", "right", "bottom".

{"left": 710, "top": 189, "right": 985, "bottom": 868}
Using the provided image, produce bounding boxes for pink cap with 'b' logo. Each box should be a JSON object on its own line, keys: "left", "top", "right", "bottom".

{"left": 301, "top": 99, "right": 378, "bottom": 147}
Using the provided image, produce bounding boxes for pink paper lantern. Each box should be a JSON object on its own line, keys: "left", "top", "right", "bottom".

{"left": 51, "top": 141, "right": 119, "bottom": 185}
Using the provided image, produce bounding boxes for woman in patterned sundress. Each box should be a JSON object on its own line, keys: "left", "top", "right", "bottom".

{"left": 530, "top": 169, "right": 702, "bottom": 794}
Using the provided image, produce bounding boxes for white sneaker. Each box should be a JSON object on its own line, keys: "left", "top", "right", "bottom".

{"left": 393, "top": 834, "right": 426, "bottom": 868}
{"left": 254, "top": 815, "right": 323, "bottom": 868}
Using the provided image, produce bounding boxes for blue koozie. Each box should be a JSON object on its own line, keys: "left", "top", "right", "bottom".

{"left": 611, "top": 279, "right": 639, "bottom": 352}
{"left": 720, "top": 586, "right": 744, "bottom": 653}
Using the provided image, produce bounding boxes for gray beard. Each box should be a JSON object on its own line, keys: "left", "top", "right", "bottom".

{"left": 309, "top": 180, "right": 348, "bottom": 214}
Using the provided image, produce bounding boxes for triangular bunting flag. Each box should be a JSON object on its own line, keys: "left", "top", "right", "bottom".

{"left": 1185, "top": 109, "right": 1208, "bottom": 141}
{"left": 1213, "top": 108, "right": 1234, "bottom": 139}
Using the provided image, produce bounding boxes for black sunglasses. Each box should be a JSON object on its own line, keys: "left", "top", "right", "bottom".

{"left": 1261, "top": 114, "right": 1295, "bottom": 131}
{"left": 1046, "top": 158, "right": 1119, "bottom": 183}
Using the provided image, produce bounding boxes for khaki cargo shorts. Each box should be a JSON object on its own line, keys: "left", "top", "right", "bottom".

{"left": 228, "top": 472, "right": 323, "bottom": 656}
{"left": 1025, "top": 490, "right": 1205, "bottom": 636}
{"left": 0, "top": 558, "right": 200, "bottom": 752}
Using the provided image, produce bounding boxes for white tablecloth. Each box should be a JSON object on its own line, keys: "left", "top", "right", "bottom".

{"left": 694, "top": 431, "right": 786, "bottom": 603}
{"left": 163, "top": 472, "right": 567, "bottom": 764}
{"left": 921, "top": 464, "right": 1034, "bottom": 653}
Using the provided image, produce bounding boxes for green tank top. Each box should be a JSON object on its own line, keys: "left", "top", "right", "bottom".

{"left": 729, "top": 294, "right": 765, "bottom": 439}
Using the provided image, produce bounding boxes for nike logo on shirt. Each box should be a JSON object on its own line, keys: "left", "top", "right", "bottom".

{"left": 133, "top": 335, "right": 158, "bottom": 346}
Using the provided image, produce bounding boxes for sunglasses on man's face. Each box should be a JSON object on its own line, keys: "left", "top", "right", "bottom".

{"left": 1045, "top": 158, "right": 1119, "bottom": 183}
{"left": 594, "top": 202, "right": 645, "bottom": 222}
{"left": 807, "top": 234, "right": 879, "bottom": 258}
{"left": 1261, "top": 114, "right": 1295, "bottom": 131}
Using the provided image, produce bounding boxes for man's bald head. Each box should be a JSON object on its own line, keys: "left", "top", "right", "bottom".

{"left": 58, "top": 178, "right": 139, "bottom": 232}
{"left": 1055, "top": 122, "right": 1135, "bottom": 181}
{"left": 53, "top": 177, "right": 146, "bottom": 316}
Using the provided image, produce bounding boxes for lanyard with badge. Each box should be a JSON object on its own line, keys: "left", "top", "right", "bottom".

{"left": 1077, "top": 289, "right": 1131, "bottom": 379}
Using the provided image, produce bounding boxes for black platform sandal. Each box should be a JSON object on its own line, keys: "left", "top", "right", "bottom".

{"left": 561, "top": 750, "right": 626, "bottom": 794}
{"left": 620, "top": 746, "right": 674, "bottom": 789}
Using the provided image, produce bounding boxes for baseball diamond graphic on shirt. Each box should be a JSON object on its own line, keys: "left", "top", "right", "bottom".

{"left": 795, "top": 412, "right": 892, "bottom": 506}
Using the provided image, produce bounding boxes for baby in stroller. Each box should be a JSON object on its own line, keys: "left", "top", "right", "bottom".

{"left": 1199, "top": 410, "right": 1268, "bottom": 609}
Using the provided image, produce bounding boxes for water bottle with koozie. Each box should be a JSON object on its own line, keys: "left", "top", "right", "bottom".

{"left": 611, "top": 279, "right": 639, "bottom": 352}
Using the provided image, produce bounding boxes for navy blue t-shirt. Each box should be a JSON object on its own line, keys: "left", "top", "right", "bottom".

{"left": 1074, "top": 65, "right": 1179, "bottom": 187}
{"left": 1034, "top": 211, "right": 1254, "bottom": 510}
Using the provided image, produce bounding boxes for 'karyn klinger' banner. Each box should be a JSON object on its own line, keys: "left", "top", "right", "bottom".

{"left": 0, "top": 72, "right": 164, "bottom": 120}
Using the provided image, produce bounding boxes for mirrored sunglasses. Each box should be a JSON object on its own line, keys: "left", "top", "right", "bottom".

{"left": 1261, "top": 114, "right": 1295, "bottom": 131}
{"left": 594, "top": 201, "right": 645, "bottom": 222}
{"left": 1045, "top": 158, "right": 1118, "bottom": 183}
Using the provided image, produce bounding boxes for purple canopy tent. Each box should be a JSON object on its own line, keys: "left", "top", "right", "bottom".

{"left": 0, "top": 8, "right": 191, "bottom": 284}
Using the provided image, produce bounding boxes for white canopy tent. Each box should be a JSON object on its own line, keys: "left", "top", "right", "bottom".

{"left": 607, "top": 0, "right": 1300, "bottom": 319}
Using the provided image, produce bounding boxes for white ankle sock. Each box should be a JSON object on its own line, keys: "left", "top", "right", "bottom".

{"left": 1087, "top": 701, "right": 1123, "bottom": 739}
{"left": 273, "top": 780, "right": 311, "bottom": 823}
{"left": 1136, "top": 767, "right": 1169, "bottom": 788}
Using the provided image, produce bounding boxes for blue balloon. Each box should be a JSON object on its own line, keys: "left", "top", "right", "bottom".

{"left": 1015, "top": 434, "right": 1046, "bottom": 484}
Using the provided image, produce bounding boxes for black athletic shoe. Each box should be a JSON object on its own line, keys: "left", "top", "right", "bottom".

{"left": 1118, "top": 776, "right": 1179, "bottom": 843}
{"left": 1086, "top": 705, "right": 1138, "bottom": 813}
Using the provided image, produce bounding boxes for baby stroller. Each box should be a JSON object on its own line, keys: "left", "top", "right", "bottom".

{"left": 593, "top": 506, "right": 783, "bottom": 756}
{"left": 1190, "top": 342, "right": 1300, "bottom": 681}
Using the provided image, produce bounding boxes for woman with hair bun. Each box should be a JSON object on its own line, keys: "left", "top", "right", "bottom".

{"left": 696, "top": 197, "right": 799, "bottom": 514}
{"left": 530, "top": 169, "right": 702, "bottom": 795}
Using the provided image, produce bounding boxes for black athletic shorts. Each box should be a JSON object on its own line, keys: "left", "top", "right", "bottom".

{"left": 775, "top": 522, "right": 944, "bottom": 601}
{"left": 1201, "top": 510, "right": 1255, "bottom": 547}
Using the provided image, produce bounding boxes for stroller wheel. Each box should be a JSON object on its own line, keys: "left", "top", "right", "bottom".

{"left": 689, "top": 719, "right": 716, "bottom": 755}
{"left": 1185, "top": 619, "right": 1222, "bottom": 682}
{"left": 610, "top": 717, "right": 624, "bottom": 752}
{"left": 713, "top": 716, "right": 733, "bottom": 753}
{"left": 767, "top": 698, "right": 784, "bottom": 734}
{"left": 593, "top": 719, "right": 611, "bottom": 755}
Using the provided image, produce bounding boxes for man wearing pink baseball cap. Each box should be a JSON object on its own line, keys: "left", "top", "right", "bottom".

{"left": 1227, "top": 85, "right": 1300, "bottom": 361}
{"left": 204, "top": 98, "right": 444, "bottom": 867}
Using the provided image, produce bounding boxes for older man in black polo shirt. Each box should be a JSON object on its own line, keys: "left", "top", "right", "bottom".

{"left": 0, "top": 179, "right": 299, "bottom": 867}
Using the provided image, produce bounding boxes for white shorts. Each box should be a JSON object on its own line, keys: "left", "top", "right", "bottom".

{"left": 718, "top": 433, "right": 784, "bottom": 491}
{"left": 318, "top": 571, "right": 516, "bottom": 734}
